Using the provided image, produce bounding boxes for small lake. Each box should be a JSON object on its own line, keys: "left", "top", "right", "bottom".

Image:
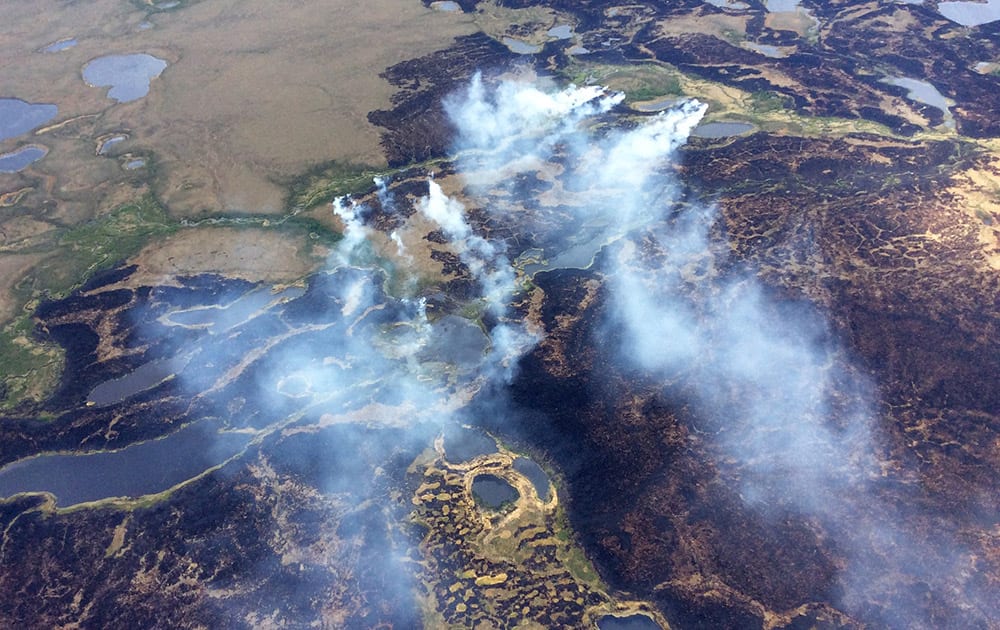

{"left": 123, "top": 157, "right": 147, "bottom": 170}
{"left": 97, "top": 134, "right": 128, "bottom": 155}
{"left": 743, "top": 42, "right": 788, "bottom": 58}
{"left": 417, "top": 315, "right": 488, "bottom": 368}
{"left": 42, "top": 38, "right": 77, "bottom": 53}
{"left": 503, "top": 37, "right": 543, "bottom": 55}
{"left": 706, "top": 0, "right": 750, "bottom": 8}
{"left": 764, "top": 0, "right": 801, "bottom": 11}
{"left": 937, "top": 0, "right": 1000, "bottom": 25}
{"left": 597, "top": 614, "right": 662, "bottom": 630}
{"left": 164, "top": 286, "right": 304, "bottom": 332}
{"left": 547, "top": 24, "right": 574, "bottom": 40}
{"left": 471, "top": 474, "right": 519, "bottom": 509}
{"left": 692, "top": 121, "right": 755, "bottom": 138}
{"left": 87, "top": 356, "right": 189, "bottom": 407}
{"left": 881, "top": 76, "right": 954, "bottom": 128}
{"left": 632, "top": 96, "right": 681, "bottom": 112}
{"left": 430, "top": 1, "right": 462, "bottom": 11}
{"left": 442, "top": 427, "right": 497, "bottom": 462}
{"left": 0, "top": 145, "right": 48, "bottom": 173}
{"left": 0, "top": 420, "right": 250, "bottom": 507}
{"left": 82, "top": 53, "right": 168, "bottom": 103}
{"left": 513, "top": 456, "right": 550, "bottom": 501}
{"left": 0, "top": 98, "right": 58, "bottom": 142}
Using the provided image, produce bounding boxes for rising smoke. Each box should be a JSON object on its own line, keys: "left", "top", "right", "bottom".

{"left": 133, "top": 71, "right": 989, "bottom": 626}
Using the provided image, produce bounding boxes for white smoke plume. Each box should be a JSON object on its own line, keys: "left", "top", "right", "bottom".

{"left": 441, "top": 75, "right": 992, "bottom": 627}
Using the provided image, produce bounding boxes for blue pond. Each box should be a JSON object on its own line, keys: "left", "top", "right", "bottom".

{"left": 513, "top": 456, "right": 550, "bottom": 501}
{"left": 597, "top": 614, "right": 662, "bottom": 630}
{"left": 83, "top": 53, "right": 168, "bottom": 102}
{"left": 0, "top": 420, "right": 250, "bottom": 507}
{"left": 0, "top": 98, "right": 58, "bottom": 142}
{"left": 0, "top": 145, "right": 48, "bottom": 173}
{"left": 471, "top": 474, "right": 519, "bottom": 509}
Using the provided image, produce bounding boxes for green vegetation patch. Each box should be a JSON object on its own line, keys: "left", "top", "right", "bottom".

{"left": 286, "top": 160, "right": 390, "bottom": 210}
{"left": 35, "top": 195, "right": 178, "bottom": 298}
{"left": 0, "top": 195, "right": 178, "bottom": 410}
{"left": 562, "top": 62, "right": 685, "bottom": 102}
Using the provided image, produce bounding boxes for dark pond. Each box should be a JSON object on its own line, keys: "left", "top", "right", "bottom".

{"left": 0, "top": 420, "right": 249, "bottom": 506}
{"left": 0, "top": 98, "right": 58, "bottom": 142}
{"left": 87, "top": 356, "right": 189, "bottom": 407}
{"left": 513, "top": 456, "right": 550, "bottom": 501}
{"left": 597, "top": 614, "right": 662, "bottom": 630}
{"left": 417, "top": 315, "right": 488, "bottom": 368}
{"left": 691, "top": 121, "right": 755, "bottom": 138}
{"left": 97, "top": 134, "right": 128, "bottom": 155}
{"left": 166, "top": 286, "right": 304, "bottom": 331}
{"left": 442, "top": 427, "right": 497, "bottom": 462}
{"left": 82, "top": 53, "right": 168, "bottom": 103}
{"left": 471, "top": 474, "right": 519, "bottom": 509}
{"left": 0, "top": 145, "right": 48, "bottom": 173}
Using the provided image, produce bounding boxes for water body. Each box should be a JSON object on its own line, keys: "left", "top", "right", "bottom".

{"left": 567, "top": 45, "right": 591, "bottom": 55}
{"left": 430, "top": 1, "right": 462, "bottom": 11}
{"left": 692, "top": 121, "right": 755, "bottom": 138}
{"left": 82, "top": 53, "right": 168, "bottom": 103}
{"left": 165, "top": 286, "right": 304, "bottom": 332}
{"left": 417, "top": 315, "right": 487, "bottom": 368}
{"left": 123, "top": 157, "right": 147, "bottom": 170}
{"left": 442, "top": 427, "right": 497, "bottom": 462}
{"left": 0, "top": 420, "right": 250, "bottom": 507}
{"left": 87, "top": 356, "right": 189, "bottom": 407}
{"left": 0, "top": 98, "right": 58, "bottom": 142}
{"left": 597, "top": 614, "right": 662, "bottom": 630}
{"left": 706, "top": 0, "right": 750, "bottom": 8}
{"left": 764, "top": 0, "right": 801, "bottom": 10}
{"left": 547, "top": 24, "right": 574, "bottom": 40}
{"left": 743, "top": 42, "right": 788, "bottom": 58}
{"left": 97, "top": 134, "right": 128, "bottom": 155}
{"left": 938, "top": 0, "right": 1000, "bottom": 25}
{"left": 503, "top": 37, "right": 543, "bottom": 55}
{"left": 471, "top": 474, "right": 519, "bottom": 509}
{"left": 513, "top": 456, "right": 550, "bottom": 501}
{"left": 0, "top": 145, "right": 48, "bottom": 173}
{"left": 881, "top": 76, "right": 954, "bottom": 128}
{"left": 154, "top": 0, "right": 180, "bottom": 8}
{"left": 41, "top": 38, "right": 77, "bottom": 53}
{"left": 632, "top": 96, "right": 681, "bottom": 112}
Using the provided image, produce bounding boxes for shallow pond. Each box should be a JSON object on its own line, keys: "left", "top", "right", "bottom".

{"left": 938, "top": 0, "right": 1000, "bottom": 25}
{"left": 513, "top": 456, "right": 550, "bottom": 501}
{"left": 82, "top": 53, "right": 168, "bottom": 102}
{"left": 97, "top": 134, "right": 128, "bottom": 155}
{"left": 471, "top": 474, "right": 519, "bottom": 509}
{"left": 597, "top": 614, "right": 662, "bottom": 630}
{"left": 87, "top": 356, "right": 189, "bottom": 407}
{"left": 881, "top": 76, "right": 954, "bottom": 128}
{"left": 764, "top": 0, "right": 801, "bottom": 11}
{"left": 0, "top": 420, "right": 250, "bottom": 506}
{"left": 503, "top": 37, "right": 543, "bottom": 55}
{"left": 547, "top": 24, "right": 574, "bottom": 40}
{"left": 41, "top": 38, "right": 77, "bottom": 53}
{"left": 165, "top": 286, "right": 304, "bottom": 332}
{"left": 0, "top": 98, "right": 58, "bottom": 142}
{"left": 430, "top": 1, "right": 462, "bottom": 11}
{"left": 0, "top": 145, "right": 48, "bottom": 173}
{"left": 692, "top": 121, "right": 755, "bottom": 138}
{"left": 706, "top": 0, "right": 750, "bottom": 7}
{"left": 442, "top": 427, "right": 497, "bottom": 462}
